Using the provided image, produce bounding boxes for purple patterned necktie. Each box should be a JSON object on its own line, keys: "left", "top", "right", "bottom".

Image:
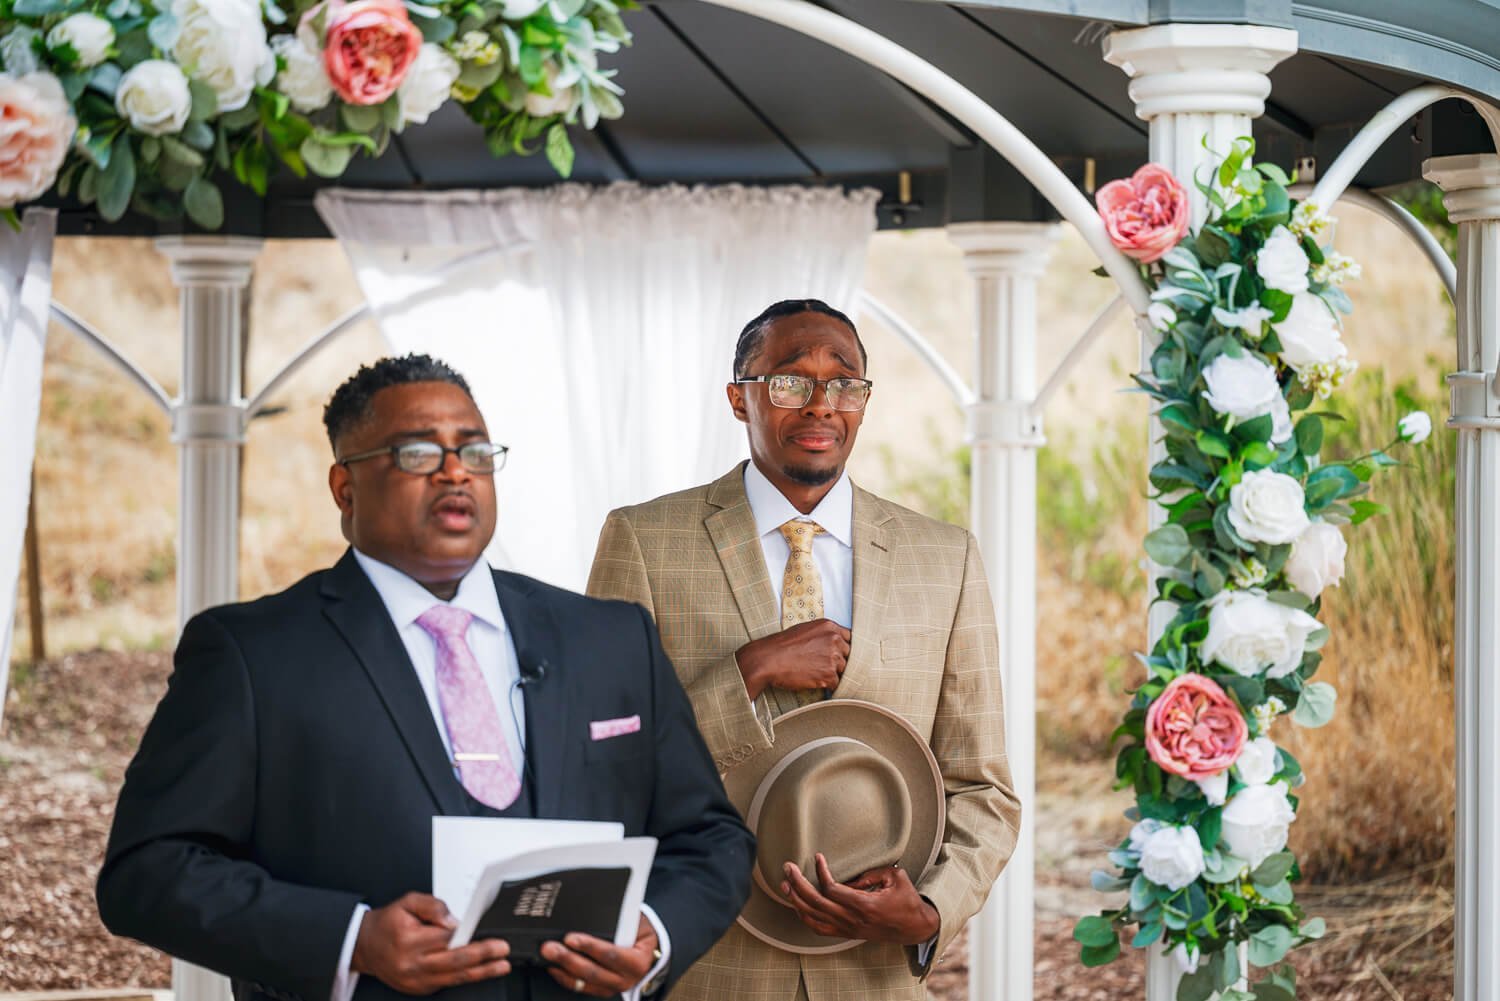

{"left": 415, "top": 604, "right": 521, "bottom": 809}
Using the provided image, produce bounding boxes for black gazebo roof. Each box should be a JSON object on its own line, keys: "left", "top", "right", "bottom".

{"left": 50, "top": 0, "right": 1500, "bottom": 238}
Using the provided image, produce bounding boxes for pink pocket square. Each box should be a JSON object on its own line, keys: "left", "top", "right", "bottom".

{"left": 590, "top": 715, "right": 641, "bottom": 740}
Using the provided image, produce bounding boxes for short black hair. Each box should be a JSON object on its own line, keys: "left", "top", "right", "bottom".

{"left": 732, "top": 299, "right": 867, "bottom": 380}
{"left": 323, "top": 353, "right": 473, "bottom": 451}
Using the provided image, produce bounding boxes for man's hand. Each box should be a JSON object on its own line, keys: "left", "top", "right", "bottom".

{"left": 351, "top": 892, "right": 511, "bottom": 995}
{"left": 779, "top": 854, "right": 940, "bottom": 946}
{"left": 541, "top": 914, "right": 659, "bottom": 997}
{"left": 735, "top": 620, "right": 851, "bottom": 700}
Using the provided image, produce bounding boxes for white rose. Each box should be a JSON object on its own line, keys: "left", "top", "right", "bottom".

{"left": 1275, "top": 292, "right": 1346, "bottom": 372}
{"left": 1398, "top": 411, "right": 1432, "bottom": 445}
{"left": 524, "top": 62, "right": 575, "bottom": 117}
{"left": 1233, "top": 736, "right": 1280, "bottom": 786}
{"left": 47, "top": 13, "right": 115, "bottom": 68}
{"left": 115, "top": 59, "right": 192, "bottom": 136}
{"left": 1201, "top": 590, "right": 1322, "bottom": 679}
{"left": 1202, "top": 353, "right": 1281, "bottom": 424}
{"left": 1172, "top": 941, "right": 1201, "bottom": 975}
{"left": 1256, "top": 225, "right": 1311, "bottom": 294}
{"left": 1285, "top": 521, "right": 1347, "bottom": 599}
{"left": 1138, "top": 824, "right": 1205, "bottom": 891}
{"left": 172, "top": 0, "right": 274, "bottom": 112}
{"left": 397, "top": 43, "right": 460, "bottom": 128}
{"left": 270, "top": 33, "right": 332, "bottom": 113}
{"left": 1194, "top": 771, "right": 1228, "bottom": 806}
{"left": 1128, "top": 819, "right": 1163, "bottom": 855}
{"left": 1228, "top": 469, "right": 1310, "bottom": 545}
{"left": 1221, "top": 782, "right": 1296, "bottom": 870}
{"left": 1269, "top": 394, "right": 1293, "bottom": 445}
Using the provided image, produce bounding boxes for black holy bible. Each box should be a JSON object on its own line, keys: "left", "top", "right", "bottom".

{"left": 473, "top": 866, "right": 634, "bottom": 965}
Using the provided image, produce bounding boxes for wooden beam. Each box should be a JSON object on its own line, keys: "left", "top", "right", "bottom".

{"left": 23, "top": 470, "right": 44, "bottom": 664}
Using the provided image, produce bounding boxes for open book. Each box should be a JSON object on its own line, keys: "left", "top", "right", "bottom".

{"left": 434, "top": 817, "right": 657, "bottom": 963}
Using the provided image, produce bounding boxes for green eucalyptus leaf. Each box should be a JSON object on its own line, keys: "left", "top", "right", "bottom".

{"left": 1177, "top": 968, "right": 1215, "bottom": 1001}
{"left": 188, "top": 78, "right": 218, "bottom": 122}
{"left": 1291, "top": 681, "right": 1337, "bottom": 727}
{"left": 160, "top": 135, "right": 205, "bottom": 168}
{"left": 1248, "top": 924, "right": 1295, "bottom": 968}
{"left": 147, "top": 12, "right": 180, "bottom": 52}
{"left": 1091, "top": 870, "right": 1131, "bottom": 893}
{"left": 340, "top": 103, "right": 383, "bottom": 132}
{"left": 1251, "top": 852, "right": 1295, "bottom": 885}
{"left": 1081, "top": 938, "right": 1122, "bottom": 968}
{"left": 299, "top": 135, "right": 355, "bottom": 177}
{"left": 1255, "top": 879, "right": 1294, "bottom": 905}
{"left": 1294, "top": 415, "right": 1323, "bottom": 457}
{"left": 1073, "top": 915, "right": 1117, "bottom": 948}
{"left": 545, "top": 122, "right": 574, "bottom": 177}
{"left": 96, "top": 134, "right": 137, "bottom": 222}
{"left": 183, "top": 175, "right": 224, "bottom": 229}
{"left": 1300, "top": 917, "right": 1327, "bottom": 940}
{"left": 1351, "top": 500, "right": 1389, "bottom": 525}
{"left": 181, "top": 120, "right": 214, "bottom": 151}
{"left": 1214, "top": 946, "right": 1242, "bottom": 991}
{"left": 1241, "top": 441, "right": 1277, "bottom": 469}
{"left": 87, "top": 62, "right": 123, "bottom": 98}
{"left": 1251, "top": 984, "right": 1295, "bottom": 1001}
{"left": 1232, "top": 413, "right": 1274, "bottom": 443}
{"left": 1132, "top": 921, "right": 1164, "bottom": 948}
{"left": 1144, "top": 524, "right": 1193, "bottom": 568}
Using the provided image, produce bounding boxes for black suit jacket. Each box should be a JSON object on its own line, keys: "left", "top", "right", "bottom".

{"left": 97, "top": 551, "right": 754, "bottom": 1001}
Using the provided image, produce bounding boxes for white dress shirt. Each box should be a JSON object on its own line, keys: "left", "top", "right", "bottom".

{"left": 331, "top": 550, "right": 669, "bottom": 1001}
{"left": 743, "top": 461, "right": 853, "bottom": 627}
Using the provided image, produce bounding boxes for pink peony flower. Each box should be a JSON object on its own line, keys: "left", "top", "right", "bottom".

{"left": 0, "top": 73, "right": 76, "bottom": 209}
{"left": 1095, "top": 163, "right": 1190, "bottom": 264}
{"left": 1145, "top": 673, "right": 1247, "bottom": 781}
{"left": 308, "top": 0, "right": 422, "bottom": 106}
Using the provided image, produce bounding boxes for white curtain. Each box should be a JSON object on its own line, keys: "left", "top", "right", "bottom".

{"left": 0, "top": 208, "right": 57, "bottom": 724}
{"left": 318, "top": 184, "right": 878, "bottom": 589}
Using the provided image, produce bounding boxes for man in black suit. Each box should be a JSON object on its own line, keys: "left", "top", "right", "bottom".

{"left": 97, "top": 354, "right": 754, "bottom": 1001}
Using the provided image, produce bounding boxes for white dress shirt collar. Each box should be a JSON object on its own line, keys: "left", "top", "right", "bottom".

{"left": 742, "top": 460, "right": 853, "bottom": 547}
{"left": 350, "top": 549, "right": 507, "bottom": 635}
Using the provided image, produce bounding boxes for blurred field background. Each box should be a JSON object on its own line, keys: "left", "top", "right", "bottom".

{"left": 3, "top": 195, "right": 1457, "bottom": 996}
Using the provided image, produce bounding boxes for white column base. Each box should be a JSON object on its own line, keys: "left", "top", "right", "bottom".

{"left": 949, "top": 221, "right": 1060, "bottom": 1001}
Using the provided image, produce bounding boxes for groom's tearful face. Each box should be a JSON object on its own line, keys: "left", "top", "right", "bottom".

{"left": 329, "top": 380, "right": 498, "bottom": 594}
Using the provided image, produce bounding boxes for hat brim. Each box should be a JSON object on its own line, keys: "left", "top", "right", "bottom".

{"left": 722, "top": 699, "right": 946, "bottom": 954}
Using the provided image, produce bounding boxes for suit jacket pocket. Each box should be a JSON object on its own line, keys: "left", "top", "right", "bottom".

{"left": 879, "top": 628, "right": 948, "bottom": 663}
{"left": 583, "top": 728, "right": 652, "bottom": 763}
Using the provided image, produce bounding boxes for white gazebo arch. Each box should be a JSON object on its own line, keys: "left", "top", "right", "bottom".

{"left": 3, "top": 3, "right": 1498, "bottom": 1001}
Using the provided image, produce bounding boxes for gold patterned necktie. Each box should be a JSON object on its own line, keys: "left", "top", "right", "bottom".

{"left": 778, "top": 519, "right": 828, "bottom": 709}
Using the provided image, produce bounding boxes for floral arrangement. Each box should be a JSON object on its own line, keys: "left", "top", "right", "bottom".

{"left": 1074, "top": 139, "right": 1431, "bottom": 1000}
{"left": 0, "top": 0, "right": 631, "bottom": 228}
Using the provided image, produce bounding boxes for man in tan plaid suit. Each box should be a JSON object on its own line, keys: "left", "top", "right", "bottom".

{"left": 587, "top": 299, "right": 1020, "bottom": 1001}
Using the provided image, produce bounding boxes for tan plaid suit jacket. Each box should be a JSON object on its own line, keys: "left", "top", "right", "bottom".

{"left": 587, "top": 464, "right": 1021, "bottom": 1001}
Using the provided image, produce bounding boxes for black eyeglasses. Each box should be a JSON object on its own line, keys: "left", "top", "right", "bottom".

{"left": 735, "top": 374, "right": 873, "bottom": 412}
{"left": 338, "top": 441, "right": 509, "bottom": 475}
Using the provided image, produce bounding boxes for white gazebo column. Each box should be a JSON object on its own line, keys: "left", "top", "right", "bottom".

{"left": 1104, "top": 23, "right": 1297, "bottom": 1000}
{"left": 948, "top": 220, "right": 1060, "bottom": 1001}
{"left": 156, "top": 236, "right": 261, "bottom": 1001}
{"left": 1424, "top": 153, "right": 1500, "bottom": 1001}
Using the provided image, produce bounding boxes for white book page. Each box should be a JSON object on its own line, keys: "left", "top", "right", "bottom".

{"left": 432, "top": 817, "right": 624, "bottom": 917}
{"left": 448, "top": 836, "right": 658, "bottom": 949}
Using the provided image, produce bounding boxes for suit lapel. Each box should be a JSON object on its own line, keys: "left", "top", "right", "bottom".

{"left": 321, "top": 551, "right": 469, "bottom": 817}
{"left": 836, "top": 485, "right": 895, "bottom": 701}
{"left": 493, "top": 571, "right": 570, "bottom": 818}
{"left": 704, "top": 465, "right": 780, "bottom": 643}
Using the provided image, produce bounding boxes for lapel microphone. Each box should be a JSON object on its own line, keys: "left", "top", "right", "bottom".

{"left": 517, "top": 658, "right": 549, "bottom": 687}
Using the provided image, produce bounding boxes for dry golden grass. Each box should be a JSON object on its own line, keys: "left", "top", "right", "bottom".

{"left": 8, "top": 201, "right": 1459, "bottom": 880}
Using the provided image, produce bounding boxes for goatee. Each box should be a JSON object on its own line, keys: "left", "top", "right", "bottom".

{"left": 782, "top": 463, "right": 839, "bottom": 487}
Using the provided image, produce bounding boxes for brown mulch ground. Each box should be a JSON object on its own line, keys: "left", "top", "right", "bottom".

{"left": 0, "top": 651, "right": 1458, "bottom": 998}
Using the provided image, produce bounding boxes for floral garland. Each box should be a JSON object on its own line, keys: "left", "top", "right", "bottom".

{"left": 0, "top": 0, "right": 631, "bottom": 228}
{"left": 1073, "top": 138, "right": 1431, "bottom": 1000}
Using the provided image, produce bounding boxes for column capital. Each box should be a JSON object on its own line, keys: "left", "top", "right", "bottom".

{"left": 1104, "top": 23, "right": 1297, "bottom": 120}
{"left": 946, "top": 221, "right": 1062, "bottom": 278}
{"left": 1424, "top": 154, "right": 1500, "bottom": 224}
{"left": 156, "top": 236, "right": 263, "bottom": 287}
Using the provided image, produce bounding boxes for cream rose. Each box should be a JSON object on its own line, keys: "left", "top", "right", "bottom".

{"left": 1201, "top": 590, "right": 1322, "bottom": 679}
{"left": 1233, "top": 736, "right": 1280, "bottom": 786}
{"left": 1137, "top": 824, "right": 1205, "bottom": 891}
{"left": 0, "top": 72, "right": 76, "bottom": 207}
{"left": 1228, "top": 469, "right": 1309, "bottom": 545}
{"left": 1172, "top": 941, "right": 1201, "bottom": 975}
{"left": 47, "top": 13, "right": 115, "bottom": 68}
{"left": 1256, "top": 225, "right": 1311, "bottom": 294}
{"left": 172, "top": 0, "right": 274, "bottom": 112}
{"left": 271, "top": 33, "right": 333, "bottom": 113}
{"left": 397, "top": 43, "right": 460, "bottom": 127}
{"left": 1285, "top": 521, "right": 1347, "bottom": 599}
{"left": 1399, "top": 411, "right": 1432, "bottom": 445}
{"left": 1194, "top": 771, "right": 1228, "bottom": 806}
{"left": 1221, "top": 782, "right": 1296, "bottom": 869}
{"left": 1275, "top": 292, "right": 1346, "bottom": 372}
{"left": 523, "top": 61, "right": 575, "bottom": 117}
{"left": 1202, "top": 353, "right": 1281, "bottom": 425}
{"left": 115, "top": 59, "right": 192, "bottom": 136}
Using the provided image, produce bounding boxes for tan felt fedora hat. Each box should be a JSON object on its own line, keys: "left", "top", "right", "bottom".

{"left": 722, "top": 699, "right": 945, "bottom": 954}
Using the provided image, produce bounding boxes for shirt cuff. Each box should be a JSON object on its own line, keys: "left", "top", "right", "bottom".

{"left": 622, "top": 903, "right": 671, "bottom": 1000}
{"left": 330, "top": 903, "right": 368, "bottom": 1001}
{"left": 915, "top": 930, "right": 938, "bottom": 968}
